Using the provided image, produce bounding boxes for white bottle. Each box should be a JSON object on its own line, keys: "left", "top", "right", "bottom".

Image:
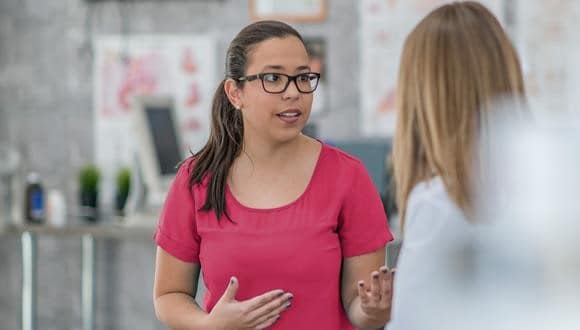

{"left": 47, "top": 189, "right": 67, "bottom": 227}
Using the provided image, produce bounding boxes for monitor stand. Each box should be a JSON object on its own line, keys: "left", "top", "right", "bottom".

{"left": 121, "top": 154, "right": 163, "bottom": 228}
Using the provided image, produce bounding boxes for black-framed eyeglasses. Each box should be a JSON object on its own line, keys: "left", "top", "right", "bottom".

{"left": 236, "top": 72, "right": 321, "bottom": 94}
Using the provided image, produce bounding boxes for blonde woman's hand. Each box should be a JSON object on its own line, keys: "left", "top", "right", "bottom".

{"left": 205, "top": 277, "right": 293, "bottom": 330}
{"left": 356, "top": 266, "right": 394, "bottom": 325}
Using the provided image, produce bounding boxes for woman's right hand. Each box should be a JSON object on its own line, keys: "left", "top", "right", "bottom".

{"left": 206, "top": 276, "right": 293, "bottom": 330}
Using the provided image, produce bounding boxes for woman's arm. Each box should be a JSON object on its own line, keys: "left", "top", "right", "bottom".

{"left": 153, "top": 247, "right": 209, "bottom": 329}
{"left": 341, "top": 247, "right": 392, "bottom": 330}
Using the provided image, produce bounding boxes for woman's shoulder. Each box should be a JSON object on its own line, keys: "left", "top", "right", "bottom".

{"left": 174, "top": 157, "right": 209, "bottom": 189}
{"left": 408, "top": 177, "right": 453, "bottom": 213}
{"left": 408, "top": 177, "right": 446, "bottom": 205}
{"left": 174, "top": 157, "right": 194, "bottom": 180}
{"left": 406, "top": 177, "right": 467, "bottom": 229}
{"left": 178, "top": 156, "right": 195, "bottom": 172}
{"left": 320, "top": 142, "right": 367, "bottom": 173}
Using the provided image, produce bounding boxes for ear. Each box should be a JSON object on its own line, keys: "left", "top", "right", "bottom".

{"left": 224, "top": 78, "right": 243, "bottom": 109}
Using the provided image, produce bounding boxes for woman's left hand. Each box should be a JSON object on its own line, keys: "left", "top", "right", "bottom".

{"left": 356, "top": 265, "right": 394, "bottom": 324}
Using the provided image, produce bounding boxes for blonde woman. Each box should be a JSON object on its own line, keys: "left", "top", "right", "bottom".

{"left": 388, "top": 2, "right": 525, "bottom": 329}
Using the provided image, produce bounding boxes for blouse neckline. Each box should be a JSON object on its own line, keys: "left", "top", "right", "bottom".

{"left": 225, "top": 142, "right": 326, "bottom": 213}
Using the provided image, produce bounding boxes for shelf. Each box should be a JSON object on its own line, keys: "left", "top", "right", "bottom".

{"left": 1, "top": 223, "right": 154, "bottom": 240}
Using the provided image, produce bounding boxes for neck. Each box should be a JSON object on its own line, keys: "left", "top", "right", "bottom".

{"left": 241, "top": 134, "right": 306, "bottom": 166}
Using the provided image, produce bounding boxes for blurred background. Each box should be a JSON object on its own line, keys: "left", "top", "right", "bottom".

{"left": 0, "top": 0, "right": 579, "bottom": 329}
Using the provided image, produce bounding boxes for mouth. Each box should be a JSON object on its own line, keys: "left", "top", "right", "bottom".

{"left": 276, "top": 109, "right": 302, "bottom": 118}
{"left": 276, "top": 109, "right": 302, "bottom": 124}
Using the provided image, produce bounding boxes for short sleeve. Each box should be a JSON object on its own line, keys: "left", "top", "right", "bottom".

{"left": 338, "top": 161, "right": 393, "bottom": 257}
{"left": 153, "top": 161, "right": 201, "bottom": 263}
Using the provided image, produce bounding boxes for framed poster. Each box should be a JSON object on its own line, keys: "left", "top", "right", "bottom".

{"left": 249, "top": 0, "right": 327, "bottom": 22}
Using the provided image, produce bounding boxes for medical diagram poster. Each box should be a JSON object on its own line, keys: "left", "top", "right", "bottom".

{"left": 93, "top": 35, "right": 216, "bottom": 204}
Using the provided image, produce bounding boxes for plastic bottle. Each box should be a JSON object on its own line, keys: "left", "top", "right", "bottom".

{"left": 47, "top": 189, "right": 66, "bottom": 227}
{"left": 24, "top": 172, "right": 44, "bottom": 224}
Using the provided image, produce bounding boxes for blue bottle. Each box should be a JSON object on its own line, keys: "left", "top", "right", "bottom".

{"left": 25, "top": 172, "right": 44, "bottom": 224}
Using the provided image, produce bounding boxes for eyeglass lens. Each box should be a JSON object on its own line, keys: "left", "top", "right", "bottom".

{"left": 261, "top": 73, "right": 319, "bottom": 93}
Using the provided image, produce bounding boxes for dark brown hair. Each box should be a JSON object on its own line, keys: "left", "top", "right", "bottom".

{"left": 186, "top": 20, "right": 305, "bottom": 221}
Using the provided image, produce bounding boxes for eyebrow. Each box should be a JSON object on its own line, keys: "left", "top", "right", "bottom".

{"left": 261, "top": 65, "right": 311, "bottom": 72}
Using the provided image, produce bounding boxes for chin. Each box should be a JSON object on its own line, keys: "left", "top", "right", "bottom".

{"left": 273, "top": 127, "right": 304, "bottom": 144}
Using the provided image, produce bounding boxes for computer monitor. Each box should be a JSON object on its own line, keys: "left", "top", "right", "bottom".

{"left": 132, "top": 96, "right": 185, "bottom": 207}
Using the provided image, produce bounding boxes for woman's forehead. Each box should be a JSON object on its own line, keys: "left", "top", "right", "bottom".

{"left": 246, "top": 37, "right": 309, "bottom": 71}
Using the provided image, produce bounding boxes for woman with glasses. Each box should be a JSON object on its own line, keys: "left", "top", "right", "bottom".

{"left": 153, "top": 20, "right": 393, "bottom": 329}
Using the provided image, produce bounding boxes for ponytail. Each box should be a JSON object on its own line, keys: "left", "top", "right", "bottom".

{"left": 188, "top": 80, "right": 243, "bottom": 221}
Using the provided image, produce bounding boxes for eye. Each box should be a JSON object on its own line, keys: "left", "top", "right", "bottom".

{"left": 297, "top": 74, "right": 311, "bottom": 82}
{"left": 262, "top": 73, "right": 281, "bottom": 82}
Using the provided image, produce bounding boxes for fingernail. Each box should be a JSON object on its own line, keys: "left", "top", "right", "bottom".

{"left": 381, "top": 267, "right": 388, "bottom": 273}
{"left": 287, "top": 294, "right": 293, "bottom": 301}
{"left": 358, "top": 281, "right": 364, "bottom": 287}
{"left": 230, "top": 277, "right": 235, "bottom": 285}
{"left": 372, "top": 273, "right": 379, "bottom": 278}
{"left": 285, "top": 302, "right": 292, "bottom": 309}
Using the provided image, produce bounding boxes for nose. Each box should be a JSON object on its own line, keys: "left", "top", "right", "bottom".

{"left": 282, "top": 78, "right": 300, "bottom": 99}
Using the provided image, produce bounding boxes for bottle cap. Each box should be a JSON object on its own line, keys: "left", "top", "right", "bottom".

{"left": 26, "top": 172, "right": 40, "bottom": 184}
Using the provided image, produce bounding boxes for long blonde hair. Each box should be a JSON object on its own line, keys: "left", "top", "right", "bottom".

{"left": 392, "top": 1, "right": 525, "bottom": 227}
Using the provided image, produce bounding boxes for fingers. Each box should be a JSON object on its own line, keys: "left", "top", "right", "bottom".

{"left": 241, "top": 288, "right": 286, "bottom": 312}
{"left": 380, "top": 266, "right": 392, "bottom": 303}
{"left": 358, "top": 266, "right": 393, "bottom": 306}
{"left": 248, "top": 293, "right": 292, "bottom": 327}
{"left": 215, "top": 277, "right": 291, "bottom": 329}
{"left": 251, "top": 293, "right": 293, "bottom": 320}
{"left": 355, "top": 267, "right": 392, "bottom": 326}
{"left": 254, "top": 313, "right": 281, "bottom": 330}
{"left": 370, "top": 271, "right": 381, "bottom": 300}
{"left": 357, "top": 280, "right": 370, "bottom": 305}
{"left": 221, "top": 276, "right": 239, "bottom": 302}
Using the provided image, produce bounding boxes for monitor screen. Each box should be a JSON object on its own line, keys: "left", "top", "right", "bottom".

{"left": 131, "top": 95, "right": 185, "bottom": 207}
{"left": 144, "top": 105, "right": 181, "bottom": 176}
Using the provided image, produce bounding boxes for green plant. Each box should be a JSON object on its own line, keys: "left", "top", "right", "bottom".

{"left": 114, "top": 167, "right": 131, "bottom": 214}
{"left": 78, "top": 164, "right": 100, "bottom": 194}
{"left": 116, "top": 167, "right": 131, "bottom": 198}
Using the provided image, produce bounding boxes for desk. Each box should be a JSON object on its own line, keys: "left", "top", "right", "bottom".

{"left": 4, "top": 223, "right": 154, "bottom": 330}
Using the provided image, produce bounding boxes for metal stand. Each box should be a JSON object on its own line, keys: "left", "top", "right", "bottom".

{"left": 21, "top": 231, "right": 37, "bottom": 330}
{"left": 82, "top": 234, "right": 95, "bottom": 330}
